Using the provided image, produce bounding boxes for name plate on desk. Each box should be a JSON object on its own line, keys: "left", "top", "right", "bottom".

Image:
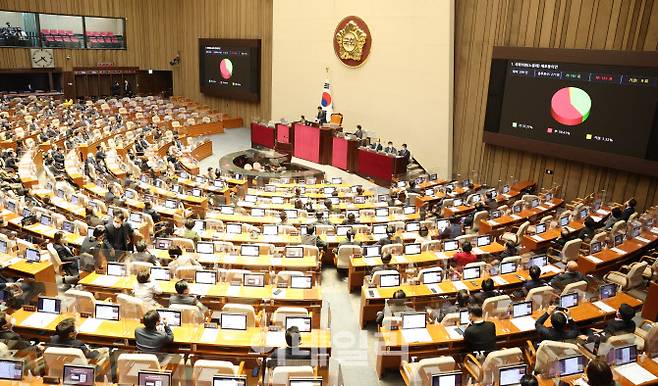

{"left": 425, "top": 284, "right": 442, "bottom": 294}
{"left": 270, "top": 257, "right": 283, "bottom": 266}
{"left": 21, "top": 312, "right": 58, "bottom": 328}
{"left": 471, "top": 247, "right": 484, "bottom": 255}
{"left": 401, "top": 328, "right": 432, "bottom": 343}
{"left": 453, "top": 281, "right": 468, "bottom": 291}
{"left": 445, "top": 326, "right": 463, "bottom": 340}
{"left": 222, "top": 255, "right": 238, "bottom": 264}
{"left": 190, "top": 283, "right": 212, "bottom": 296}
{"left": 79, "top": 318, "right": 103, "bottom": 333}
{"left": 511, "top": 316, "right": 536, "bottom": 332}
{"left": 363, "top": 257, "right": 379, "bottom": 266}
{"left": 593, "top": 301, "right": 616, "bottom": 313}
{"left": 585, "top": 255, "right": 603, "bottom": 264}
{"left": 510, "top": 214, "right": 522, "bottom": 220}
{"left": 530, "top": 235, "right": 544, "bottom": 242}
{"left": 636, "top": 236, "right": 651, "bottom": 244}
{"left": 93, "top": 275, "right": 119, "bottom": 287}
{"left": 492, "top": 276, "right": 508, "bottom": 285}
{"left": 201, "top": 328, "right": 219, "bottom": 342}
{"left": 611, "top": 247, "right": 626, "bottom": 255}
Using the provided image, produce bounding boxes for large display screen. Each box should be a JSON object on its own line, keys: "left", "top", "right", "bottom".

{"left": 484, "top": 47, "right": 658, "bottom": 177}
{"left": 199, "top": 38, "right": 260, "bottom": 102}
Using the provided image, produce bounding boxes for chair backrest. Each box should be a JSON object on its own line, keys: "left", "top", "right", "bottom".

{"left": 226, "top": 269, "right": 251, "bottom": 285}
{"left": 610, "top": 220, "right": 626, "bottom": 236}
{"left": 525, "top": 286, "right": 555, "bottom": 310}
{"left": 302, "top": 245, "right": 320, "bottom": 258}
{"left": 416, "top": 267, "right": 443, "bottom": 283}
{"left": 482, "top": 295, "right": 512, "bottom": 319}
{"left": 480, "top": 348, "right": 524, "bottom": 385}
{"left": 117, "top": 293, "right": 146, "bottom": 320}
{"left": 192, "top": 359, "right": 238, "bottom": 386}
{"left": 592, "top": 232, "right": 607, "bottom": 244}
{"left": 534, "top": 341, "right": 580, "bottom": 375}
{"left": 440, "top": 313, "right": 460, "bottom": 326}
{"left": 171, "top": 237, "right": 195, "bottom": 252}
{"left": 410, "top": 356, "right": 456, "bottom": 386}
{"left": 421, "top": 240, "right": 442, "bottom": 252}
{"left": 371, "top": 269, "right": 400, "bottom": 287}
{"left": 381, "top": 243, "right": 403, "bottom": 256}
{"left": 44, "top": 347, "right": 87, "bottom": 377}
{"left": 561, "top": 239, "right": 583, "bottom": 262}
{"left": 464, "top": 261, "right": 486, "bottom": 270}
{"left": 129, "top": 261, "right": 154, "bottom": 275}
{"left": 471, "top": 211, "right": 489, "bottom": 232}
{"left": 271, "top": 366, "right": 314, "bottom": 386}
{"left": 169, "top": 304, "right": 205, "bottom": 324}
{"left": 516, "top": 221, "right": 531, "bottom": 238}
{"left": 336, "top": 245, "right": 361, "bottom": 269}
{"left": 117, "top": 353, "right": 160, "bottom": 385}
{"left": 271, "top": 307, "right": 309, "bottom": 328}
{"left": 46, "top": 243, "right": 63, "bottom": 275}
{"left": 275, "top": 271, "right": 305, "bottom": 286}
{"left": 222, "top": 303, "right": 258, "bottom": 327}
{"left": 561, "top": 280, "right": 587, "bottom": 296}
{"left": 626, "top": 262, "right": 648, "bottom": 289}
{"left": 64, "top": 289, "right": 96, "bottom": 315}
{"left": 500, "top": 255, "right": 521, "bottom": 265}
{"left": 643, "top": 322, "right": 658, "bottom": 357}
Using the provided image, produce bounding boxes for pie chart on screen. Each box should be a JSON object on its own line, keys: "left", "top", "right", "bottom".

{"left": 550, "top": 87, "right": 591, "bottom": 126}
{"left": 219, "top": 58, "right": 233, "bottom": 80}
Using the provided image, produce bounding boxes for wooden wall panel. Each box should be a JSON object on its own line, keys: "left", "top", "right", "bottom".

{"left": 0, "top": 0, "right": 272, "bottom": 122}
{"left": 454, "top": 0, "right": 658, "bottom": 209}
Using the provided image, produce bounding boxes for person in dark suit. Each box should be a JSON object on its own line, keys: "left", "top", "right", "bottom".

{"left": 316, "top": 106, "right": 327, "bottom": 124}
{"left": 398, "top": 143, "right": 410, "bottom": 158}
{"left": 603, "top": 303, "right": 636, "bottom": 335}
{"left": 103, "top": 213, "right": 134, "bottom": 261}
{"left": 474, "top": 278, "right": 500, "bottom": 304}
{"left": 300, "top": 225, "right": 327, "bottom": 252}
{"left": 53, "top": 231, "right": 80, "bottom": 279}
{"left": 551, "top": 227, "right": 574, "bottom": 250}
{"left": 440, "top": 217, "right": 463, "bottom": 239}
{"left": 534, "top": 305, "right": 579, "bottom": 342}
{"left": 0, "top": 312, "right": 35, "bottom": 350}
{"left": 143, "top": 202, "right": 161, "bottom": 224}
{"left": 383, "top": 141, "right": 396, "bottom": 154}
{"left": 50, "top": 318, "right": 101, "bottom": 359}
{"left": 621, "top": 198, "right": 637, "bottom": 222}
{"left": 523, "top": 265, "right": 546, "bottom": 294}
{"left": 578, "top": 217, "right": 597, "bottom": 241}
{"left": 135, "top": 310, "right": 173, "bottom": 361}
{"left": 548, "top": 261, "right": 584, "bottom": 290}
{"left": 604, "top": 207, "right": 624, "bottom": 229}
{"left": 499, "top": 240, "right": 519, "bottom": 259}
{"left": 370, "top": 139, "right": 383, "bottom": 152}
{"left": 463, "top": 304, "right": 496, "bottom": 356}
{"left": 354, "top": 125, "right": 364, "bottom": 139}
{"left": 266, "top": 326, "right": 311, "bottom": 368}
{"left": 375, "top": 226, "right": 401, "bottom": 246}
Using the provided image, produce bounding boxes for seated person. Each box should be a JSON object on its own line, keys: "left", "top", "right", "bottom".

{"left": 520, "top": 374, "right": 539, "bottom": 386}
{"left": 375, "top": 226, "right": 401, "bottom": 246}
{"left": 551, "top": 227, "right": 574, "bottom": 250}
{"left": 371, "top": 253, "right": 393, "bottom": 276}
{"left": 414, "top": 226, "right": 432, "bottom": 243}
{"left": 342, "top": 213, "right": 358, "bottom": 225}
{"left": 300, "top": 225, "right": 327, "bottom": 252}
{"left": 584, "top": 358, "right": 615, "bottom": 386}
{"left": 167, "top": 245, "right": 201, "bottom": 272}
{"left": 338, "top": 229, "right": 358, "bottom": 248}
{"left": 534, "top": 305, "right": 579, "bottom": 342}
{"left": 135, "top": 310, "right": 173, "bottom": 361}
{"left": 132, "top": 270, "right": 162, "bottom": 309}
{"left": 383, "top": 141, "right": 396, "bottom": 154}
{"left": 548, "top": 261, "right": 583, "bottom": 290}
{"left": 621, "top": 198, "right": 636, "bottom": 222}
{"left": 132, "top": 241, "right": 159, "bottom": 266}
{"left": 369, "top": 139, "right": 383, "bottom": 152}
{"left": 0, "top": 312, "right": 35, "bottom": 350}
{"left": 377, "top": 289, "right": 414, "bottom": 326}
{"left": 603, "top": 303, "right": 636, "bottom": 335}
{"left": 474, "top": 278, "right": 499, "bottom": 304}
{"left": 578, "top": 217, "right": 598, "bottom": 241}
{"left": 463, "top": 304, "right": 496, "bottom": 356}
{"left": 604, "top": 207, "right": 623, "bottom": 229}
{"left": 181, "top": 220, "right": 201, "bottom": 243}
{"left": 523, "top": 265, "right": 546, "bottom": 293}
{"left": 452, "top": 242, "right": 477, "bottom": 270}
{"left": 279, "top": 211, "right": 288, "bottom": 224}
{"left": 440, "top": 217, "right": 463, "bottom": 239}
{"left": 499, "top": 240, "right": 519, "bottom": 258}
{"left": 434, "top": 289, "right": 473, "bottom": 322}
{"left": 50, "top": 318, "right": 101, "bottom": 359}
{"left": 143, "top": 202, "right": 161, "bottom": 224}
{"left": 266, "top": 326, "right": 310, "bottom": 368}
{"left": 169, "top": 280, "right": 208, "bottom": 314}
{"left": 53, "top": 231, "right": 80, "bottom": 282}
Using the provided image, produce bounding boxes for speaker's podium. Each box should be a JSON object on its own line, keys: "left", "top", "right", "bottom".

{"left": 293, "top": 122, "right": 340, "bottom": 164}
{"left": 356, "top": 147, "right": 408, "bottom": 185}
{"left": 331, "top": 134, "right": 361, "bottom": 172}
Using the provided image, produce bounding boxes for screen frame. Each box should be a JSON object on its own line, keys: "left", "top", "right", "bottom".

{"left": 198, "top": 38, "right": 261, "bottom": 102}
{"left": 483, "top": 46, "right": 658, "bottom": 177}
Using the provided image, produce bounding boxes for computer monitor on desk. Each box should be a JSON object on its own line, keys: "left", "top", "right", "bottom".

{"left": 0, "top": 359, "right": 23, "bottom": 380}
{"left": 138, "top": 371, "right": 172, "bottom": 386}
{"left": 431, "top": 371, "right": 462, "bottom": 386}
{"left": 612, "top": 345, "right": 637, "bottom": 366}
{"left": 557, "top": 356, "right": 585, "bottom": 376}
{"left": 462, "top": 266, "right": 480, "bottom": 280}
{"left": 599, "top": 283, "right": 617, "bottom": 300}
{"left": 498, "top": 364, "right": 527, "bottom": 386}
{"left": 379, "top": 273, "right": 400, "bottom": 288}
{"left": 559, "top": 293, "right": 579, "bottom": 308}
{"left": 212, "top": 375, "right": 247, "bottom": 386}
{"left": 401, "top": 312, "right": 426, "bottom": 329}
{"left": 62, "top": 364, "right": 95, "bottom": 386}
{"left": 289, "top": 378, "right": 322, "bottom": 386}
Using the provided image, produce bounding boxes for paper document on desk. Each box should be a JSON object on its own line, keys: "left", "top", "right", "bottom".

{"left": 395, "top": 256, "right": 408, "bottom": 264}
{"left": 452, "top": 281, "right": 468, "bottom": 291}
{"left": 325, "top": 236, "right": 337, "bottom": 243}
{"left": 530, "top": 235, "right": 544, "bottom": 242}
{"left": 21, "top": 312, "right": 57, "bottom": 328}
{"left": 471, "top": 247, "right": 484, "bottom": 255}
{"left": 79, "top": 318, "right": 103, "bottom": 333}
{"left": 200, "top": 328, "right": 218, "bottom": 342}
{"left": 511, "top": 316, "right": 536, "bottom": 332}
{"left": 445, "top": 326, "right": 464, "bottom": 340}
{"left": 2, "top": 257, "right": 21, "bottom": 267}
{"left": 434, "top": 252, "right": 449, "bottom": 260}
{"left": 492, "top": 276, "right": 508, "bottom": 285}
{"left": 636, "top": 236, "right": 651, "bottom": 244}
{"left": 650, "top": 227, "right": 658, "bottom": 234}
{"left": 585, "top": 255, "right": 603, "bottom": 264}
{"left": 401, "top": 328, "right": 432, "bottom": 343}
{"left": 611, "top": 247, "right": 626, "bottom": 254}
{"left": 93, "top": 275, "right": 119, "bottom": 287}
{"left": 614, "top": 362, "right": 657, "bottom": 384}
{"left": 590, "top": 215, "right": 602, "bottom": 223}
{"left": 266, "top": 331, "right": 286, "bottom": 347}
{"left": 596, "top": 209, "right": 608, "bottom": 216}
{"left": 190, "top": 283, "right": 211, "bottom": 296}
{"left": 536, "top": 206, "right": 547, "bottom": 211}
{"left": 541, "top": 265, "right": 561, "bottom": 274}
{"left": 270, "top": 257, "right": 283, "bottom": 266}
{"left": 511, "top": 214, "right": 522, "bottom": 220}
{"left": 487, "top": 220, "right": 498, "bottom": 226}
{"left": 363, "top": 257, "right": 379, "bottom": 266}
{"left": 593, "top": 301, "right": 616, "bottom": 313}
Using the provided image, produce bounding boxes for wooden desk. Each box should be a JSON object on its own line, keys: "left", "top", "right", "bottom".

{"left": 375, "top": 293, "right": 641, "bottom": 377}
{"left": 478, "top": 198, "right": 565, "bottom": 234}
{"left": 577, "top": 229, "right": 658, "bottom": 274}
{"left": 151, "top": 249, "right": 320, "bottom": 272}
{"left": 521, "top": 221, "right": 584, "bottom": 251}
{"left": 347, "top": 243, "right": 506, "bottom": 292}
{"left": 359, "top": 264, "right": 562, "bottom": 328}
{"left": 537, "top": 355, "right": 658, "bottom": 386}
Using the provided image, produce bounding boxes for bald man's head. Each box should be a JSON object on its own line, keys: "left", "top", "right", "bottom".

{"left": 566, "top": 261, "right": 578, "bottom": 272}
